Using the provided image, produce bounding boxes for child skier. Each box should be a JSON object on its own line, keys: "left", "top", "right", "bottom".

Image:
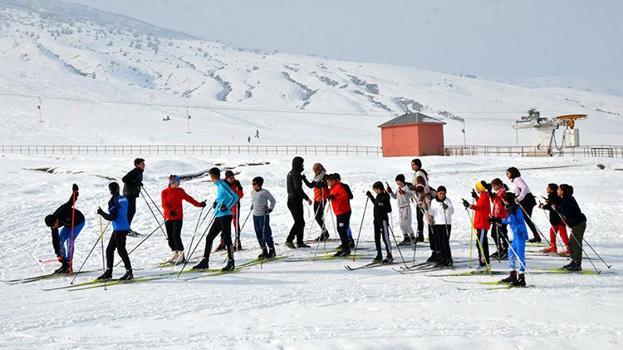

{"left": 250, "top": 176, "right": 277, "bottom": 259}
{"left": 506, "top": 167, "right": 541, "bottom": 243}
{"left": 327, "top": 173, "right": 352, "bottom": 256}
{"left": 193, "top": 168, "right": 240, "bottom": 272}
{"left": 334, "top": 173, "right": 355, "bottom": 248}
{"left": 97, "top": 182, "right": 133, "bottom": 281}
{"left": 414, "top": 185, "right": 437, "bottom": 262}
{"left": 539, "top": 183, "right": 570, "bottom": 255}
{"left": 286, "top": 156, "right": 313, "bottom": 249}
{"left": 387, "top": 174, "right": 415, "bottom": 246}
{"left": 121, "top": 158, "right": 144, "bottom": 233}
{"left": 366, "top": 182, "right": 393, "bottom": 263}
{"left": 462, "top": 181, "right": 491, "bottom": 270}
{"left": 161, "top": 175, "right": 206, "bottom": 264}
{"left": 427, "top": 186, "right": 454, "bottom": 267}
{"left": 215, "top": 170, "right": 244, "bottom": 251}
{"left": 557, "top": 184, "right": 587, "bottom": 271}
{"left": 490, "top": 178, "right": 510, "bottom": 260}
{"left": 44, "top": 183, "right": 85, "bottom": 274}
{"left": 410, "top": 158, "right": 429, "bottom": 243}
{"left": 493, "top": 192, "right": 528, "bottom": 287}
{"left": 303, "top": 163, "right": 330, "bottom": 242}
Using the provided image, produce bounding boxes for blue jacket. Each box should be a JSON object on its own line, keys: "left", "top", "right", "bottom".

{"left": 502, "top": 205, "right": 528, "bottom": 241}
{"left": 101, "top": 195, "right": 130, "bottom": 231}
{"left": 214, "top": 179, "right": 239, "bottom": 218}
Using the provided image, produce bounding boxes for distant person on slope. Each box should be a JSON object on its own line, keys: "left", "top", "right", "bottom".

{"left": 506, "top": 167, "right": 541, "bottom": 243}
{"left": 44, "top": 183, "right": 85, "bottom": 274}
{"left": 327, "top": 173, "right": 352, "bottom": 256}
{"left": 122, "top": 158, "right": 145, "bottom": 235}
{"left": 192, "top": 168, "right": 239, "bottom": 272}
{"left": 161, "top": 175, "right": 206, "bottom": 265}
{"left": 285, "top": 156, "right": 312, "bottom": 249}
{"left": 366, "top": 182, "right": 393, "bottom": 264}
{"left": 302, "top": 163, "right": 330, "bottom": 242}
{"left": 97, "top": 182, "right": 133, "bottom": 281}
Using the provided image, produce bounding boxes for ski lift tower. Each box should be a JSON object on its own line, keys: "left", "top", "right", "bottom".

{"left": 513, "top": 109, "right": 587, "bottom": 156}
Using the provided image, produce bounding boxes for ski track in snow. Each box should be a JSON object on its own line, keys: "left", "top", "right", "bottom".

{"left": 1, "top": 154, "right": 623, "bottom": 349}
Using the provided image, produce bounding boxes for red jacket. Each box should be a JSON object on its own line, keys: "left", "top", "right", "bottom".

{"left": 228, "top": 181, "right": 244, "bottom": 219}
{"left": 161, "top": 187, "right": 202, "bottom": 221}
{"left": 470, "top": 192, "right": 491, "bottom": 230}
{"left": 314, "top": 185, "right": 330, "bottom": 202}
{"left": 329, "top": 182, "right": 351, "bottom": 216}
{"left": 491, "top": 188, "right": 508, "bottom": 219}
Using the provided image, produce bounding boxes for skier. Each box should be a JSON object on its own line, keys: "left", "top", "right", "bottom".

{"left": 557, "top": 184, "right": 587, "bottom": 271}
{"left": 427, "top": 185, "right": 454, "bottom": 267}
{"left": 217, "top": 170, "right": 243, "bottom": 251}
{"left": 161, "top": 175, "right": 206, "bottom": 264}
{"left": 410, "top": 158, "right": 429, "bottom": 243}
{"left": 387, "top": 174, "right": 415, "bottom": 246}
{"left": 490, "top": 178, "right": 510, "bottom": 260}
{"left": 255, "top": 129, "right": 260, "bottom": 138}
{"left": 327, "top": 173, "right": 352, "bottom": 256}
{"left": 122, "top": 158, "right": 145, "bottom": 235}
{"left": 44, "top": 184, "right": 85, "bottom": 274}
{"left": 302, "top": 163, "right": 330, "bottom": 242}
{"left": 96, "top": 182, "right": 133, "bottom": 281}
{"left": 462, "top": 181, "right": 492, "bottom": 270}
{"left": 250, "top": 176, "right": 277, "bottom": 259}
{"left": 334, "top": 173, "right": 355, "bottom": 248}
{"left": 493, "top": 192, "right": 528, "bottom": 287}
{"left": 506, "top": 167, "right": 541, "bottom": 243}
{"left": 539, "top": 183, "right": 570, "bottom": 255}
{"left": 366, "top": 182, "right": 393, "bottom": 263}
{"left": 192, "top": 168, "right": 239, "bottom": 272}
{"left": 285, "top": 156, "right": 312, "bottom": 249}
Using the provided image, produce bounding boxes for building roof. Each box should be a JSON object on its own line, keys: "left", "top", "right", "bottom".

{"left": 378, "top": 112, "right": 446, "bottom": 128}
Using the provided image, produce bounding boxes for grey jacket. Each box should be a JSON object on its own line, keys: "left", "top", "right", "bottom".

{"left": 251, "top": 189, "right": 276, "bottom": 216}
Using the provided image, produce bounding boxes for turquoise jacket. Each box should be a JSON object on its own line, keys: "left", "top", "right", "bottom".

{"left": 214, "top": 179, "right": 239, "bottom": 218}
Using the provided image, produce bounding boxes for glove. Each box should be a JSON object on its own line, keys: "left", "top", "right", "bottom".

{"left": 366, "top": 191, "right": 373, "bottom": 198}
{"left": 97, "top": 208, "right": 104, "bottom": 216}
{"left": 72, "top": 183, "right": 79, "bottom": 192}
{"left": 471, "top": 189, "right": 479, "bottom": 199}
{"left": 220, "top": 203, "right": 227, "bottom": 212}
{"left": 462, "top": 199, "right": 470, "bottom": 209}
{"left": 386, "top": 185, "right": 393, "bottom": 193}
{"left": 212, "top": 201, "right": 217, "bottom": 209}
{"left": 200, "top": 201, "right": 207, "bottom": 208}
{"left": 328, "top": 195, "right": 335, "bottom": 201}
{"left": 267, "top": 208, "right": 273, "bottom": 214}
{"left": 489, "top": 191, "right": 497, "bottom": 199}
{"left": 171, "top": 210, "right": 177, "bottom": 217}
{"left": 441, "top": 203, "right": 448, "bottom": 210}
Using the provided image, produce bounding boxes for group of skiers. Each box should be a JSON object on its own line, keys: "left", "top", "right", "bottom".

{"left": 43, "top": 156, "right": 588, "bottom": 286}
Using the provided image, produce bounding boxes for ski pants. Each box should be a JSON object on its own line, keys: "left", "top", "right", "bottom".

{"left": 336, "top": 211, "right": 351, "bottom": 251}
{"left": 286, "top": 197, "right": 306, "bottom": 244}
{"left": 475, "top": 229, "right": 490, "bottom": 266}
{"left": 509, "top": 235, "right": 526, "bottom": 272}
{"left": 373, "top": 219, "right": 392, "bottom": 256}
{"left": 59, "top": 221, "right": 85, "bottom": 261}
{"left": 127, "top": 195, "right": 137, "bottom": 225}
{"left": 398, "top": 206, "right": 414, "bottom": 238}
{"left": 165, "top": 220, "right": 184, "bottom": 251}
{"left": 433, "top": 224, "right": 452, "bottom": 262}
{"left": 204, "top": 215, "right": 234, "bottom": 260}
{"left": 491, "top": 222, "right": 510, "bottom": 252}
{"left": 106, "top": 230, "right": 132, "bottom": 271}
{"left": 549, "top": 223, "right": 569, "bottom": 250}
{"left": 519, "top": 196, "right": 539, "bottom": 240}
{"left": 313, "top": 200, "right": 328, "bottom": 234}
{"left": 569, "top": 221, "right": 586, "bottom": 264}
{"left": 253, "top": 215, "right": 274, "bottom": 249}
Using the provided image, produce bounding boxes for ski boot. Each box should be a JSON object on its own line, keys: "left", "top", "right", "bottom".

{"left": 314, "top": 231, "right": 330, "bottom": 242}
{"left": 258, "top": 248, "right": 269, "bottom": 260}
{"left": 333, "top": 249, "right": 350, "bottom": 257}
{"left": 510, "top": 273, "right": 526, "bottom": 287}
{"left": 267, "top": 247, "right": 276, "bottom": 259}
{"left": 562, "top": 261, "right": 575, "bottom": 270}
{"left": 382, "top": 254, "right": 394, "bottom": 264}
{"left": 233, "top": 239, "right": 243, "bottom": 252}
{"left": 97, "top": 269, "right": 113, "bottom": 281}
{"left": 500, "top": 270, "right": 517, "bottom": 284}
{"left": 372, "top": 254, "right": 383, "bottom": 264}
{"left": 53, "top": 259, "right": 70, "bottom": 274}
{"left": 285, "top": 241, "right": 296, "bottom": 249}
{"left": 443, "top": 258, "right": 454, "bottom": 267}
{"left": 296, "top": 242, "right": 311, "bottom": 248}
{"left": 120, "top": 269, "right": 134, "bottom": 281}
{"left": 349, "top": 239, "right": 355, "bottom": 249}
{"left": 166, "top": 251, "right": 179, "bottom": 264}
{"left": 542, "top": 246, "right": 557, "bottom": 254}
{"left": 566, "top": 261, "right": 582, "bottom": 272}
{"left": 499, "top": 249, "right": 508, "bottom": 260}
{"left": 528, "top": 237, "right": 542, "bottom": 244}
{"left": 192, "top": 258, "right": 210, "bottom": 270}
{"left": 222, "top": 259, "right": 235, "bottom": 272}
{"left": 398, "top": 236, "right": 412, "bottom": 246}
{"left": 214, "top": 239, "right": 226, "bottom": 252}
{"left": 416, "top": 233, "right": 425, "bottom": 243}
{"left": 426, "top": 252, "right": 437, "bottom": 263}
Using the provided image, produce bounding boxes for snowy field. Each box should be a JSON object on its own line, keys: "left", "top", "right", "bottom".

{"left": 1, "top": 153, "right": 622, "bottom": 349}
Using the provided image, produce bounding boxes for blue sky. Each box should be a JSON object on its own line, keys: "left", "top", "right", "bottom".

{"left": 69, "top": 0, "right": 622, "bottom": 87}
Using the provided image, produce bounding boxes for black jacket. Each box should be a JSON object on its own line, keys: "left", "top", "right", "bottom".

{"left": 286, "top": 157, "right": 309, "bottom": 201}
{"left": 541, "top": 193, "right": 562, "bottom": 225}
{"left": 53, "top": 192, "right": 85, "bottom": 227}
{"left": 122, "top": 168, "right": 143, "bottom": 198}
{"left": 367, "top": 192, "right": 391, "bottom": 220}
{"left": 558, "top": 195, "right": 586, "bottom": 228}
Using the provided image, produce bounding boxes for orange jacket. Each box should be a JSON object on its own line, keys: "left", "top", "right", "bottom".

{"left": 470, "top": 192, "right": 491, "bottom": 230}
{"left": 329, "top": 182, "right": 351, "bottom": 216}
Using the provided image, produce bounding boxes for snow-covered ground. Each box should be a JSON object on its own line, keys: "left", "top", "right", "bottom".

{"left": 1, "top": 153, "right": 622, "bottom": 349}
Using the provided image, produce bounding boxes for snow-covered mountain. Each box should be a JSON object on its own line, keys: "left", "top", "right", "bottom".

{"left": 0, "top": 0, "right": 622, "bottom": 146}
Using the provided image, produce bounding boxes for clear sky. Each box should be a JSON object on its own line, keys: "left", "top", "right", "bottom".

{"left": 69, "top": 0, "right": 622, "bottom": 87}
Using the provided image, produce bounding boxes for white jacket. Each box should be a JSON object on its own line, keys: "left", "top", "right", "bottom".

{"left": 511, "top": 177, "right": 531, "bottom": 202}
{"left": 389, "top": 185, "right": 413, "bottom": 208}
{"left": 428, "top": 197, "right": 454, "bottom": 225}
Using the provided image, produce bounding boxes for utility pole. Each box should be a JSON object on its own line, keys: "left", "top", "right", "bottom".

{"left": 186, "top": 106, "right": 191, "bottom": 134}
{"left": 37, "top": 96, "right": 43, "bottom": 123}
{"left": 461, "top": 120, "right": 466, "bottom": 147}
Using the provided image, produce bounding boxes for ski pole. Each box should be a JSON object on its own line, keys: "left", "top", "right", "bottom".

{"left": 553, "top": 209, "right": 603, "bottom": 272}
{"left": 115, "top": 221, "right": 165, "bottom": 267}
{"left": 463, "top": 205, "right": 491, "bottom": 275}
{"left": 387, "top": 221, "right": 408, "bottom": 268}
{"left": 313, "top": 201, "right": 332, "bottom": 259}
{"left": 99, "top": 215, "right": 107, "bottom": 290}
{"left": 582, "top": 238, "right": 611, "bottom": 269}
{"left": 69, "top": 190, "right": 76, "bottom": 273}
{"left": 140, "top": 191, "right": 168, "bottom": 239}
{"left": 467, "top": 199, "right": 475, "bottom": 268}
{"left": 178, "top": 213, "right": 217, "bottom": 278}
{"left": 305, "top": 199, "right": 324, "bottom": 241}
{"left": 186, "top": 206, "right": 210, "bottom": 259}
{"left": 351, "top": 197, "right": 369, "bottom": 261}
{"left": 70, "top": 220, "right": 111, "bottom": 284}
